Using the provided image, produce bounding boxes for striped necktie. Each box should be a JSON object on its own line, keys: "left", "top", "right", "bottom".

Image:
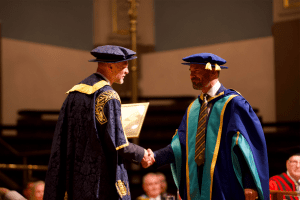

{"left": 195, "top": 94, "right": 209, "bottom": 166}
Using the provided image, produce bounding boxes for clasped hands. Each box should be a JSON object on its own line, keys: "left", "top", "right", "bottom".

{"left": 141, "top": 149, "right": 155, "bottom": 168}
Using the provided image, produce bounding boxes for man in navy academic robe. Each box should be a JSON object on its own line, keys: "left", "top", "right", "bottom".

{"left": 44, "top": 45, "right": 154, "bottom": 200}
{"left": 154, "top": 53, "right": 270, "bottom": 200}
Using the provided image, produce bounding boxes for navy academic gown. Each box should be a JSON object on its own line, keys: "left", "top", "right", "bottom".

{"left": 44, "top": 73, "right": 145, "bottom": 200}
{"left": 154, "top": 85, "right": 269, "bottom": 200}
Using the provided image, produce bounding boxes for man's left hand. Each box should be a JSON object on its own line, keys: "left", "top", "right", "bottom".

{"left": 245, "top": 188, "right": 258, "bottom": 200}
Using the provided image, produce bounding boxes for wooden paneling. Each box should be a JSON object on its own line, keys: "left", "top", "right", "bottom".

{"left": 0, "top": 23, "right": 2, "bottom": 125}
{"left": 272, "top": 19, "right": 300, "bottom": 122}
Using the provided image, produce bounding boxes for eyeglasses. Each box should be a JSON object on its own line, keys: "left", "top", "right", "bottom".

{"left": 289, "top": 160, "right": 300, "bottom": 166}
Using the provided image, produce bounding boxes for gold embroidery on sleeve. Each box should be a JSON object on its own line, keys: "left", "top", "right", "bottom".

{"left": 115, "top": 180, "right": 127, "bottom": 198}
{"left": 115, "top": 116, "right": 129, "bottom": 150}
{"left": 115, "top": 142, "right": 129, "bottom": 151}
{"left": 95, "top": 90, "right": 121, "bottom": 125}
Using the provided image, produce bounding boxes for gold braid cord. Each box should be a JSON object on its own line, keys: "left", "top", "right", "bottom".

{"left": 95, "top": 90, "right": 121, "bottom": 125}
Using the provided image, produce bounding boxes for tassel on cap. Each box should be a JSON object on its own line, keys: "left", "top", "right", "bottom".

{"left": 205, "top": 62, "right": 212, "bottom": 70}
{"left": 215, "top": 64, "right": 221, "bottom": 71}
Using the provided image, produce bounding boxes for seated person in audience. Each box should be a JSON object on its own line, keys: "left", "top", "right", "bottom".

{"left": 156, "top": 172, "right": 175, "bottom": 199}
{"left": 269, "top": 147, "right": 300, "bottom": 199}
{"left": 0, "top": 187, "right": 26, "bottom": 200}
{"left": 137, "top": 173, "right": 164, "bottom": 200}
{"left": 0, "top": 188, "right": 10, "bottom": 200}
{"left": 28, "top": 181, "right": 45, "bottom": 200}
{"left": 23, "top": 178, "right": 39, "bottom": 199}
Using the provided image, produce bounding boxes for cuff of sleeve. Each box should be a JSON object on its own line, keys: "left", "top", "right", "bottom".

{"left": 154, "top": 144, "right": 174, "bottom": 167}
{"left": 135, "top": 147, "right": 145, "bottom": 163}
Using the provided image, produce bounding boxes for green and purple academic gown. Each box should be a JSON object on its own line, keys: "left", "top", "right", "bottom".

{"left": 154, "top": 86, "right": 269, "bottom": 200}
{"left": 44, "top": 73, "right": 145, "bottom": 200}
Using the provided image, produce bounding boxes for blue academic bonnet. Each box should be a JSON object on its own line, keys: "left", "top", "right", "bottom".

{"left": 89, "top": 45, "right": 137, "bottom": 63}
{"left": 181, "top": 53, "right": 228, "bottom": 70}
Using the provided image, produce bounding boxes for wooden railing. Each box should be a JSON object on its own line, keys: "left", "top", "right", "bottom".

{"left": 270, "top": 190, "right": 300, "bottom": 200}
{"left": 0, "top": 125, "right": 50, "bottom": 190}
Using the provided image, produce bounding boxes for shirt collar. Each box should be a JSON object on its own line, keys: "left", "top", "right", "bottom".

{"left": 96, "top": 72, "right": 110, "bottom": 85}
{"left": 206, "top": 80, "right": 221, "bottom": 97}
{"left": 287, "top": 171, "right": 300, "bottom": 186}
{"left": 149, "top": 196, "right": 161, "bottom": 200}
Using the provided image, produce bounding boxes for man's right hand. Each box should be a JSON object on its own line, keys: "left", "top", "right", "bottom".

{"left": 141, "top": 148, "right": 155, "bottom": 168}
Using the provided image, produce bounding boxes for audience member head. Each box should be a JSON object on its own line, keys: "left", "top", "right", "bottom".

{"left": 28, "top": 181, "right": 45, "bottom": 200}
{"left": 156, "top": 172, "right": 167, "bottom": 194}
{"left": 23, "top": 178, "right": 39, "bottom": 199}
{"left": 0, "top": 188, "right": 10, "bottom": 199}
{"left": 142, "top": 173, "right": 161, "bottom": 198}
{"left": 286, "top": 148, "right": 300, "bottom": 181}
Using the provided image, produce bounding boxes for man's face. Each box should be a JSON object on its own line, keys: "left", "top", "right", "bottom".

{"left": 143, "top": 174, "right": 161, "bottom": 198}
{"left": 157, "top": 174, "right": 167, "bottom": 193}
{"left": 23, "top": 182, "right": 34, "bottom": 199}
{"left": 189, "top": 64, "right": 216, "bottom": 90}
{"left": 286, "top": 155, "right": 300, "bottom": 180}
{"left": 34, "top": 183, "right": 45, "bottom": 200}
{"left": 111, "top": 61, "right": 129, "bottom": 84}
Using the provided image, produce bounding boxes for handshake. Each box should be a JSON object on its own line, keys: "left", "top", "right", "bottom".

{"left": 141, "top": 149, "right": 155, "bottom": 168}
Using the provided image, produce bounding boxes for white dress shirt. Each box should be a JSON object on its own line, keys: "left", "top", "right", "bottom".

{"left": 206, "top": 80, "right": 221, "bottom": 98}
{"left": 204, "top": 80, "right": 221, "bottom": 113}
{"left": 287, "top": 171, "right": 300, "bottom": 191}
{"left": 149, "top": 196, "right": 161, "bottom": 200}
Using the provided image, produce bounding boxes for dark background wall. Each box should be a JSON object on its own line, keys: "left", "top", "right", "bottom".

{"left": 0, "top": 0, "right": 273, "bottom": 52}
{"left": 154, "top": 0, "right": 273, "bottom": 51}
{"left": 0, "top": 0, "right": 93, "bottom": 50}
